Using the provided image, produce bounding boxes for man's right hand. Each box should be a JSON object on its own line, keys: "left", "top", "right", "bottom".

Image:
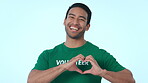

{"left": 62, "top": 54, "right": 85, "bottom": 73}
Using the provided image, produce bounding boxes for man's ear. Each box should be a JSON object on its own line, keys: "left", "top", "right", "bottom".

{"left": 63, "top": 19, "right": 66, "bottom": 25}
{"left": 85, "top": 24, "right": 90, "bottom": 31}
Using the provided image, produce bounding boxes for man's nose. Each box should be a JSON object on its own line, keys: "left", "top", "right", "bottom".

{"left": 73, "top": 19, "right": 79, "bottom": 25}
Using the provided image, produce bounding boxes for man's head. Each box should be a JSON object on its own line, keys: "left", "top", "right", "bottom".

{"left": 65, "top": 3, "right": 92, "bottom": 25}
{"left": 64, "top": 3, "right": 92, "bottom": 39}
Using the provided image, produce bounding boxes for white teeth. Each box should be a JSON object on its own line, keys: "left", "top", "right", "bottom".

{"left": 70, "top": 27, "right": 78, "bottom": 31}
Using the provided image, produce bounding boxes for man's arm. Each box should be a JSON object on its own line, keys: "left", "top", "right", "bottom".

{"left": 102, "top": 69, "right": 135, "bottom": 83}
{"left": 27, "top": 54, "right": 84, "bottom": 83}
{"left": 82, "top": 55, "right": 135, "bottom": 83}
{"left": 27, "top": 64, "right": 65, "bottom": 83}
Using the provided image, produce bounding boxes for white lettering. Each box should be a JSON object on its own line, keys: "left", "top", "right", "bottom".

{"left": 56, "top": 60, "right": 69, "bottom": 65}
{"left": 56, "top": 60, "right": 61, "bottom": 65}
{"left": 56, "top": 60, "right": 89, "bottom": 65}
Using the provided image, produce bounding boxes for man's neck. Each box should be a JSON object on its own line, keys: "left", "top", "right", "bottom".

{"left": 64, "top": 37, "right": 86, "bottom": 48}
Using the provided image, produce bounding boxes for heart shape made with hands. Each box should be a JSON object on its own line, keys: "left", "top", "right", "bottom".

{"left": 68, "top": 55, "right": 101, "bottom": 75}
{"left": 76, "top": 60, "right": 92, "bottom": 72}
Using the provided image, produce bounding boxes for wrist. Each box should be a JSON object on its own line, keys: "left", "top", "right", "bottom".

{"left": 59, "top": 64, "right": 67, "bottom": 71}
{"left": 57, "top": 64, "right": 66, "bottom": 72}
{"left": 99, "top": 69, "right": 107, "bottom": 77}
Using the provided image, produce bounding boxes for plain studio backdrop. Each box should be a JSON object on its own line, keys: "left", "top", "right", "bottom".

{"left": 0, "top": 0, "right": 147, "bottom": 83}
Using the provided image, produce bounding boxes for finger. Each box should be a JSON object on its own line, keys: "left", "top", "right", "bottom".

{"left": 70, "top": 56, "right": 85, "bottom": 64}
{"left": 70, "top": 58, "right": 80, "bottom": 64}
{"left": 84, "top": 57, "right": 94, "bottom": 62}
{"left": 76, "top": 54, "right": 85, "bottom": 59}
{"left": 75, "top": 68, "right": 83, "bottom": 74}
{"left": 82, "top": 70, "right": 91, "bottom": 74}
{"left": 85, "top": 55, "right": 97, "bottom": 63}
{"left": 85, "top": 55, "right": 92, "bottom": 60}
{"left": 85, "top": 55, "right": 94, "bottom": 60}
{"left": 72, "top": 54, "right": 85, "bottom": 61}
{"left": 84, "top": 59, "right": 98, "bottom": 67}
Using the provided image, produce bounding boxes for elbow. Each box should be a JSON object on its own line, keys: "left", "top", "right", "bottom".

{"left": 27, "top": 78, "right": 34, "bottom": 83}
{"left": 27, "top": 77, "right": 49, "bottom": 83}
{"left": 124, "top": 76, "right": 135, "bottom": 83}
{"left": 118, "top": 78, "right": 135, "bottom": 83}
{"left": 27, "top": 80, "right": 32, "bottom": 83}
{"left": 27, "top": 77, "right": 38, "bottom": 83}
{"left": 126, "top": 69, "right": 136, "bottom": 83}
{"left": 129, "top": 72, "right": 136, "bottom": 83}
{"left": 129, "top": 78, "right": 136, "bottom": 83}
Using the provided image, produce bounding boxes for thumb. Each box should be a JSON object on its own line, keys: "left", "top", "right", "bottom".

{"left": 82, "top": 70, "right": 91, "bottom": 74}
{"left": 76, "top": 68, "right": 83, "bottom": 74}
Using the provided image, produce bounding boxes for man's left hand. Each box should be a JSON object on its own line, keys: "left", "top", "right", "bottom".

{"left": 82, "top": 55, "right": 106, "bottom": 76}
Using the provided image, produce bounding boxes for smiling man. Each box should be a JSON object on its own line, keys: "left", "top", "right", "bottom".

{"left": 27, "top": 3, "right": 135, "bottom": 83}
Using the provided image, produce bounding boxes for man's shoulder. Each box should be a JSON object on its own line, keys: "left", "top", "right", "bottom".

{"left": 87, "top": 41, "right": 109, "bottom": 54}
{"left": 87, "top": 41, "right": 99, "bottom": 48}
{"left": 87, "top": 41, "right": 101, "bottom": 50}
{"left": 43, "top": 43, "right": 64, "bottom": 53}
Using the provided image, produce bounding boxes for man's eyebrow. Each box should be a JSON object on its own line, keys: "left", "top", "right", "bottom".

{"left": 68, "top": 13, "right": 86, "bottom": 20}
{"left": 68, "top": 13, "right": 75, "bottom": 16}
{"left": 79, "top": 16, "right": 86, "bottom": 20}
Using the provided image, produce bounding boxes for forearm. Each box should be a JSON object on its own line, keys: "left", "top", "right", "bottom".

{"left": 28, "top": 64, "right": 66, "bottom": 83}
{"left": 28, "top": 54, "right": 85, "bottom": 83}
{"left": 100, "top": 69, "right": 135, "bottom": 83}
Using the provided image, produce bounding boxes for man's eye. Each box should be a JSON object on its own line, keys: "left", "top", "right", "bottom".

{"left": 80, "top": 19, "right": 85, "bottom": 22}
{"left": 69, "top": 16, "right": 74, "bottom": 19}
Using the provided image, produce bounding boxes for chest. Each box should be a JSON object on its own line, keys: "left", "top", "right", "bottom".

{"left": 48, "top": 49, "right": 104, "bottom": 70}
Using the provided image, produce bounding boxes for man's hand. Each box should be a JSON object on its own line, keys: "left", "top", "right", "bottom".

{"left": 81, "top": 55, "right": 135, "bottom": 83}
{"left": 82, "top": 55, "right": 106, "bottom": 76}
{"left": 62, "top": 54, "right": 105, "bottom": 76}
{"left": 62, "top": 54, "right": 85, "bottom": 73}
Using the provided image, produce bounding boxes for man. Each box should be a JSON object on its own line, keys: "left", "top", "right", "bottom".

{"left": 27, "top": 3, "right": 135, "bottom": 83}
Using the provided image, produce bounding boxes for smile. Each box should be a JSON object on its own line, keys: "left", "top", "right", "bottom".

{"left": 70, "top": 26, "right": 79, "bottom": 31}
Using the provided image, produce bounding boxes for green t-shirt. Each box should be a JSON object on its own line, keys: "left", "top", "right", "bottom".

{"left": 33, "top": 41, "right": 125, "bottom": 83}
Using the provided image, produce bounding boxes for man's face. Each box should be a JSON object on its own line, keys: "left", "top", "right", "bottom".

{"left": 64, "top": 7, "right": 90, "bottom": 39}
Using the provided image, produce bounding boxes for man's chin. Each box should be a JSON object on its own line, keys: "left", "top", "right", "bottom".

{"left": 67, "top": 34, "right": 81, "bottom": 39}
{"left": 66, "top": 29, "right": 85, "bottom": 39}
{"left": 69, "top": 36, "right": 80, "bottom": 39}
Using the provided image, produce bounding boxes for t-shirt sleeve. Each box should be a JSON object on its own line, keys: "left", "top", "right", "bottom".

{"left": 32, "top": 50, "right": 50, "bottom": 70}
{"left": 102, "top": 49, "right": 126, "bottom": 72}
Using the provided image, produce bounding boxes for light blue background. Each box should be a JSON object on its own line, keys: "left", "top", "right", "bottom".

{"left": 0, "top": 0, "right": 148, "bottom": 83}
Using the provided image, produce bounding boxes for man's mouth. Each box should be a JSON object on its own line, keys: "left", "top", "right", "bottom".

{"left": 70, "top": 26, "right": 79, "bottom": 31}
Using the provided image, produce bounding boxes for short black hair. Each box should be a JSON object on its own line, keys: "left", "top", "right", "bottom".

{"left": 65, "top": 3, "right": 92, "bottom": 25}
